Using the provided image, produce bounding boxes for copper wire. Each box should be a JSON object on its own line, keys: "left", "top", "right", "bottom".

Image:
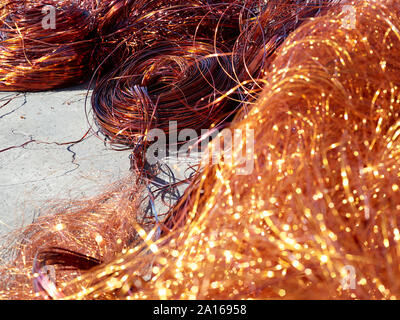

{"left": 92, "top": 40, "right": 235, "bottom": 150}
{"left": 4, "top": 0, "right": 400, "bottom": 301}
{"left": 0, "top": 0, "right": 99, "bottom": 91}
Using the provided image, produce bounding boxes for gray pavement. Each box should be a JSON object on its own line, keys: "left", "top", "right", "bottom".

{"left": 0, "top": 84, "right": 132, "bottom": 236}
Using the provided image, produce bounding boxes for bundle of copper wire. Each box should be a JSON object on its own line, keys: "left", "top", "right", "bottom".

{"left": 92, "top": 41, "right": 235, "bottom": 149}
{"left": 0, "top": 0, "right": 98, "bottom": 91}
{"left": 90, "top": 0, "right": 338, "bottom": 151}
{"left": 3, "top": 0, "right": 400, "bottom": 301}
{"left": 89, "top": 1, "right": 263, "bottom": 160}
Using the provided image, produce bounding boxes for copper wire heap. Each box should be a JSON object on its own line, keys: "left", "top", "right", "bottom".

{"left": 0, "top": 0, "right": 338, "bottom": 92}
{"left": 78, "top": 0, "right": 246, "bottom": 79}
{"left": 3, "top": 0, "right": 400, "bottom": 300}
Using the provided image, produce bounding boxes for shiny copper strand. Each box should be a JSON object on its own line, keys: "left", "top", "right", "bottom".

{"left": 42, "top": 0, "right": 400, "bottom": 300}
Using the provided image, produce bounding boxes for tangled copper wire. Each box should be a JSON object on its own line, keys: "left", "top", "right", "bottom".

{"left": 129, "top": 0, "right": 400, "bottom": 300}
{"left": 0, "top": 178, "right": 145, "bottom": 299}
{"left": 0, "top": 0, "right": 335, "bottom": 92}
{"left": 0, "top": 0, "right": 98, "bottom": 91}
{"left": 234, "top": 0, "right": 341, "bottom": 85}
{"left": 83, "top": 0, "right": 246, "bottom": 78}
{"left": 4, "top": 0, "right": 400, "bottom": 301}
{"left": 91, "top": 0, "right": 339, "bottom": 152}
{"left": 92, "top": 41, "right": 235, "bottom": 149}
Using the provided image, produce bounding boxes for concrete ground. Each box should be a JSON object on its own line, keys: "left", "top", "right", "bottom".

{"left": 0, "top": 84, "right": 133, "bottom": 237}
{"left": 0, "top": 84, "right": 196, "bottom": 239}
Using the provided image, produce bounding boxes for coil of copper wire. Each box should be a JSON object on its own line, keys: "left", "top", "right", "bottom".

{"left": 92, "top": 41, "right": 235, "bottom": 149}
{"left": 0, "top": 0, "right": 97, "bottom": 91}
{"left": 234, "top": 0, "right": 340, "bottom": 93}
